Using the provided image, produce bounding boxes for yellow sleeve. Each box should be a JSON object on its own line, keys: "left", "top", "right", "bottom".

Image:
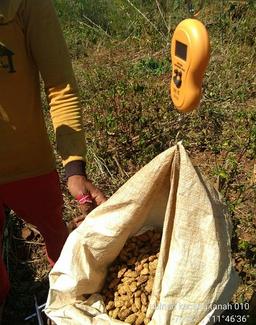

{"left": 22, "top": 0, "right": 86, "bottom": 169}
{"left": 47, "top": 84, "right": 86, "bottom": 167}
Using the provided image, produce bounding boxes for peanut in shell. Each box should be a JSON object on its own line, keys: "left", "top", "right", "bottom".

{"left": 101, "top": 229, "right": 162, "bottom": 324}
{"left": 125, "top": 313, "right": 137, "bottom": 324}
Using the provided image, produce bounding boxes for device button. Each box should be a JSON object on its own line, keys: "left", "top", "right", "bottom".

{"left": 175, "top": 78, "right": 182, "bottom": 88}
{"left": 173, "top": 70, "right": 182, "bottom": 88}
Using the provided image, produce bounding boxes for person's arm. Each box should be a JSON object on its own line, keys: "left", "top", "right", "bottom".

{"left": 22, "top": 0, "right": 106, "bottom": 215}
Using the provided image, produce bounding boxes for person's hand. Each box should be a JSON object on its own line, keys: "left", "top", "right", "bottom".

{"left": 67, "top": 175, "right": 107, "bottom": 230}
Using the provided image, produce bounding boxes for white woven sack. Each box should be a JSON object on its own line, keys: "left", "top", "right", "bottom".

{"left": 45, "top": 143, "right": 239, "bottom": 325}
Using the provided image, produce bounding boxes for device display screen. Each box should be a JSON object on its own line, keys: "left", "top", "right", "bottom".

{"left": 175, "top": 41, "right": 187, "bottom": 61}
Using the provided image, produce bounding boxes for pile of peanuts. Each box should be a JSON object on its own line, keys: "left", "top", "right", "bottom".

{"left": 101, "top": 229, "right": 162, "bottom": 324}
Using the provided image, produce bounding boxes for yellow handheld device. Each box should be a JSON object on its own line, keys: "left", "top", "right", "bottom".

{"left": 170, "top": 18, "right": 210, "bottom": 112}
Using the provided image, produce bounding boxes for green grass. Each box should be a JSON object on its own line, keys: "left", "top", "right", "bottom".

{"left": 3, "top": 0, "right": 255, "bottom": 322}
{"left": 52, "top": 0, "right": 256, "bottom": 306}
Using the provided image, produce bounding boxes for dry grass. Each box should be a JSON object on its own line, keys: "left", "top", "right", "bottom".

{"left": 2, "top": 1, "right": 256, "bottom": 323}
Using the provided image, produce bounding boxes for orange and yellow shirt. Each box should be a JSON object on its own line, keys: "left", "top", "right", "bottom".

{"left": 0, "top": 0, "right": 86, "bottom": 184}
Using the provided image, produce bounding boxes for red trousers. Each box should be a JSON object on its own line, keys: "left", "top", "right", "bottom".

{"left": 0, "top": 170, "right": 68, "bottom": 304}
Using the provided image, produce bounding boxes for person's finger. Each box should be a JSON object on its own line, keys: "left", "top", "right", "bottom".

{"left": 73, "top": 214, "right": 86, "bottom": 227}
{"left": 92, "top": 190, "right": 107, "bottom": 206}
{"left": 79, "top": 202, "right": 94, "bottom": 215}
{"left": 66, "top": 214, "right": 86, "bottom": 233}
{"left": 84, "top": 181, "right": 107, "bottom": 205}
